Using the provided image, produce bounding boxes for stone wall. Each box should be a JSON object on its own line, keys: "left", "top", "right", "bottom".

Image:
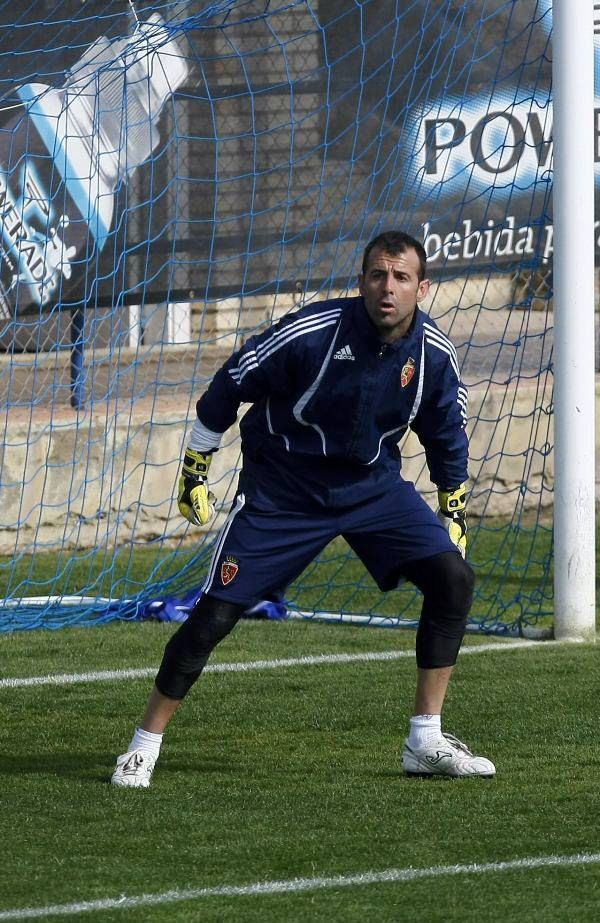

{"left": 1, "top": 285, "right": 595, "bottom": 554}
{"left": 2, "top": 335, "right": 594, "bottom": 555}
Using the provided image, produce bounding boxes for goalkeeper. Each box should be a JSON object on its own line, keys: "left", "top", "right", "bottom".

{"left": 112, "top": 230, "right": 495, "bottom": 788}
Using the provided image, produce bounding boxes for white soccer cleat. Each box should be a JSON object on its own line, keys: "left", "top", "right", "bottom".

{"left": 111, "top": 749, "right": 157, "bottom": 788}
{"left": 402, "top": 733, "right": 496, "bottom": 779}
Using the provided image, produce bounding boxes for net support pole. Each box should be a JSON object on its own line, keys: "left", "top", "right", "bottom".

{"left": 552, "top": 0, "right": 596, "bottom": 641}
{"left": 70, "top": 307, "right": 86, "bottom": 411}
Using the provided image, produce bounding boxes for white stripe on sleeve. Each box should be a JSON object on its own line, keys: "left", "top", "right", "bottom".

{"left": 228, "top": 310, "right": 342, "bottom": 384}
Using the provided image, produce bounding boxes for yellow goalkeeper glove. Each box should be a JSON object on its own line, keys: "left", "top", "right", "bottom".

{"left": 177, "top": 448, "right": 216, "bottom": 526}
{"left": 437, "top": 483, "right": 467, "bottom": 558}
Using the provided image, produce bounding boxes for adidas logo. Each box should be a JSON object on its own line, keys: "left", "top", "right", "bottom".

{"left": 333, "top": 344, "right": 355, "bottom": 360}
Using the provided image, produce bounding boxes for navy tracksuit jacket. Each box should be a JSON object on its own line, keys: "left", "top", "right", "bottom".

{"left": 196, "top": 295, "right": 468, "bottom": 511}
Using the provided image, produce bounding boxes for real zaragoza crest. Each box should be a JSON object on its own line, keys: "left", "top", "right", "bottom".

{"left": 220, "top": 555, "right": 239, "bottom": 586}
{"left": 401, "top": 357, "right": 416, "bottom": 387}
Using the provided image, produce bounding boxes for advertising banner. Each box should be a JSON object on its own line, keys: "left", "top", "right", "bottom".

{"left": 0, "top": 0, "right": 596, "bottom": 328}
{"left": 0, "top": 6, "right": 188, "bottom": 324}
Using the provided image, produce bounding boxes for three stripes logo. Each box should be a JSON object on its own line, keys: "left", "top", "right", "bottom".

{"left": 333, "top": 344, "right": 355, "bottom": 360}
{"left": 228, "top": 308, "right": 342, "bottom": 384}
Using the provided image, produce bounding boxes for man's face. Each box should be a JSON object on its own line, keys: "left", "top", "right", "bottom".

{"left": 358, "top": 247, "right": 430, "bottom": 342}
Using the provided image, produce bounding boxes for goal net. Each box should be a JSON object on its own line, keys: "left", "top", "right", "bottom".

{"left": 0, "top": 0, "right": 558, "bottom": 635}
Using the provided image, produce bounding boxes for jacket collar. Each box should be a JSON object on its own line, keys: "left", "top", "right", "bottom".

{"left": 353, "top": 297, "right": 424, "bottom": 351}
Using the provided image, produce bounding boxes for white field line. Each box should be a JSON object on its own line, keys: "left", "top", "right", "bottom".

{"left": 0, "top": 851, "right": 598, "bottom": 920}
{"left": 0, "top": 639, "right": 559, "bottom": 689}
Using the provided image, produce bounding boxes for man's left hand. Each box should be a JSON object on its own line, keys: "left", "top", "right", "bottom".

{"left": 437, "top": 483, "right": 467, "bottom": 558}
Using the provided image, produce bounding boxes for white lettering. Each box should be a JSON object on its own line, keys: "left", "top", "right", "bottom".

{"left": 443, "top": 232, "right": 461, "bottom": 260}
{"left": 23, "top": 167, "right": 50, "bottom": 219}
{"left": 483, "top": 220, "right": 495, "bottom": 258}
{"left": 462, "top": 219, "right": 483, "bottom": 259}
{"left": 422, "top": 222, "right": 442, "bottom": 262}
{"left": 543, "top": 225, "right": 553, "bottom": 261}
{"left": 421, "top": 217, "right": 558, "bottom": 265}
{"left": 514, "top": 225, "right": 534, "bottom": 255}
{"left": 494, "top": 216, "right": 515, "bottom": 256}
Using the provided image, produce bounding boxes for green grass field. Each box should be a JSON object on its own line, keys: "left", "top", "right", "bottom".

{"left": 1, "top": 615, "right": 600, "bottom": 921}
{"left": 0, "top": 516, "right": 554, "bottom": 633}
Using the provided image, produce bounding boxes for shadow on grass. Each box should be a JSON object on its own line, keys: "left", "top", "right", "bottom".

{"left": 0, "top": 752, "right": 251, "bottom": 783}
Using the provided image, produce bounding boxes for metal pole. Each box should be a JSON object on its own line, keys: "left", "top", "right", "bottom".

{"left": 552, "top": 0, "right": 596, "bottom": 641}
{"left": 70, "top": 306, "right": 86, "bottom": 410}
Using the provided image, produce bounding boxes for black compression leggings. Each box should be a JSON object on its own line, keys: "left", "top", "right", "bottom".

{"left": 154, "top": 551, "right": 474, "bottom": 697}
{"left": 402, "top": 551, "right": 475, "bottom": 669}
{"left": 155, "top": 594, "right": 246, "bottom": 699}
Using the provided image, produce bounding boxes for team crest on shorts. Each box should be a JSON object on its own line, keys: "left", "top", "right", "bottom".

{"left": 220, "top": 555, "right": 239, "bottom": 586}
{"left": 400, "top": 357, "right": 416, "bottom": 388}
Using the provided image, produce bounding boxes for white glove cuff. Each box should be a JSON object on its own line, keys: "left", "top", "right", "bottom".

{"left": 188, "top": 417, "right": 223, "bottom": 453}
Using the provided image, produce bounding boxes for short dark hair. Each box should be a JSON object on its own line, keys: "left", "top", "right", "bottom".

{"left": 361, "top": 230, "right": 427, "bottom": 281}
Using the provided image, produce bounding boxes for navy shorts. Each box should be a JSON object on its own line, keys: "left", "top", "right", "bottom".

{"left": 201, "top": 479, "right": 457, "bottom": 606}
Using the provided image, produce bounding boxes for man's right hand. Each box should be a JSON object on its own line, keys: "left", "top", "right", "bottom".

{"left": 177, "top": 448, "right": 216, "bottom": 526}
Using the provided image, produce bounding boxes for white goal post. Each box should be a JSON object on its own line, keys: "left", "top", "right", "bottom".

{"left": 552, "top": 0, "right": 596, "bottom": 641}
